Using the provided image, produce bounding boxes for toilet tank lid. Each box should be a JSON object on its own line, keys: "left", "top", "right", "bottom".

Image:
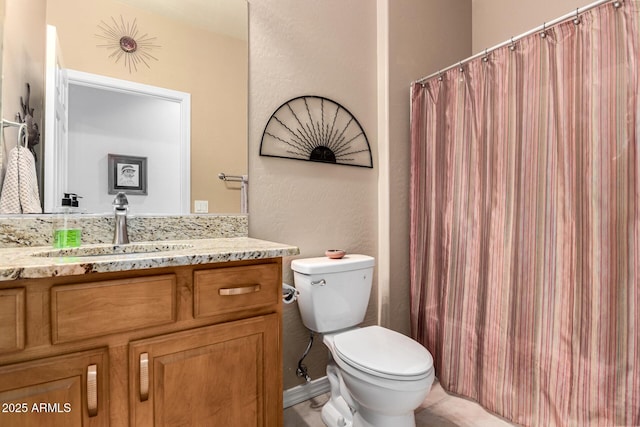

{"left": 291, "top": 254, "right": 375, "bottom": 274}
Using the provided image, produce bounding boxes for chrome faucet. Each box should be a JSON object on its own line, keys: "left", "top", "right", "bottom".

{"left": 112, "top": 192, "right": 130, "bottom": 245}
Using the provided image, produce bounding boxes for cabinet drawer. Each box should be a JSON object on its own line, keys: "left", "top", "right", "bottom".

{"left": 51, "top": 275, "right": 176, "bottom": 343}
{"left": 0, "top": 288, "right": 25, "bottom": 354}
{"left": 194, "top": 263, "right": 279, "bottom": 318}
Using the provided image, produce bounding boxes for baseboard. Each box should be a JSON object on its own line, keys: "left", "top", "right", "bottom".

{"left": 283, "top": 376, "right": 330, "bottom": 408}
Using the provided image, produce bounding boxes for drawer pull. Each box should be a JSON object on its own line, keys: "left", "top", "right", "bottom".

{"left": 87, "top": 364, "right": 98, "bottom": 417}
{"left": 140, "top": 352, "right": 149, "bottom": 401}
{"left": 218, "top": 284, "right": 261, "bottom": 296}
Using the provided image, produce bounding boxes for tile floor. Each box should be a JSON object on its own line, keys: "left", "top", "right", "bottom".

{"left": 283, "top": 380, "right": 516, "bottom": 427}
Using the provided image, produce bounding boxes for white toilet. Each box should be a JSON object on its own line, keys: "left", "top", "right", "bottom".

{"left": 292, "top": 254, "right": 435, "bottom": 427}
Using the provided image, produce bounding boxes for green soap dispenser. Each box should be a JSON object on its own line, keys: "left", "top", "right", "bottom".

{"left": 53, "top": 193, "right": 82, "bottom": 249}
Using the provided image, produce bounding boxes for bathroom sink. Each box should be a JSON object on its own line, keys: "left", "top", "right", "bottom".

{"left": 31, "top": 242, "right": 194, "bottom": 258}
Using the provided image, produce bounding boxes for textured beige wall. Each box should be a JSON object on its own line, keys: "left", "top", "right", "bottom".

{"left": 46, "top": 0, "right": 247, "bottom": 213}
{"left": 249, "top": 0, "right": 471, "bottom": 391}
{"left": 249, "top": 0, "right": 379, "bottom": 390}
{"left": 472, "top": 0, "right": 594, "bottom": 52}
{"left": 384, "top": 0, "right": 471, "bottom": 335}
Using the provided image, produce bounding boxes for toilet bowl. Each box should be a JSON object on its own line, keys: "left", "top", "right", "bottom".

{"left": 292, "top": 255, "right": 435, "bottom": 427}
{"left": 324, "top": 327, "right": 434, "bottom": 427}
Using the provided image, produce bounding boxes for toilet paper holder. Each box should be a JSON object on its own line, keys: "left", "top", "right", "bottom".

{"left": 282, "top": 283, "right": 299, "bottom": 304}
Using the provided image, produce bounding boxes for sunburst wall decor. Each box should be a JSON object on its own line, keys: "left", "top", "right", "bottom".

{"left": 260, "top": 96, "right": 372, "bottom": 168}
{"left": 95, "top": 16, "right": 160, "bottom": 73}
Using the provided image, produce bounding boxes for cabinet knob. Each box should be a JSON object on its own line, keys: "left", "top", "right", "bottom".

{"left": 87, "top": 364, "right": 98, "bottom": 417}
{"left": 140, "top": 352, "right": 149, "bottom": 401}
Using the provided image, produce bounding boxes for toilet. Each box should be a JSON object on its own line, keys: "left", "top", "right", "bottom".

{"left": 292, "top": 254, "right": 435, "bottom": 427}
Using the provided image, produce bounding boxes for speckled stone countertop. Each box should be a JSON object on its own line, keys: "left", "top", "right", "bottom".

{"left": 0, "top": 214, "right": 248, "bottom": 248}
{"left": 0, "top": 237, "right": 300, "bottom": 281}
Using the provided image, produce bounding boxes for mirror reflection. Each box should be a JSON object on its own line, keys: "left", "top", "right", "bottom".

{"left": 0, "top": 0, "right": 248, "bottom": 215}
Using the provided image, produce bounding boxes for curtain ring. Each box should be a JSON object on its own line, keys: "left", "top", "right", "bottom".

{"left": 437, "top": 70, "right": 443, "bottom": 82}
{"left": 540, "top": 22, "right": 547, "bottom": 38}
{"left": 573, "top": 8, "right": 581, "bottom": 25}
{"left": 509, "top": 37, "right": 516, "bottom": 51}
{"left": 482, "top": 48, "right": 489, "bottom": 63}
{"left": 458, "top": 61, "right": 464, "bottom": 72}
{"left": 613, "top": 0, "right": 623, "bottom": 8}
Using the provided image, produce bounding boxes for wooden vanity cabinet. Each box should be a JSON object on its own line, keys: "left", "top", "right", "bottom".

{"left": 0, "top": 348, "right": 109, "bottom": 427}
{"left": 0, "top": 258, "right": 283, "bottom": 427}
{"left": 129, "top": 314, "right": 279, "bottom": 427}
{"left": 0, "top": 288, "right": 26, "bottom": 353}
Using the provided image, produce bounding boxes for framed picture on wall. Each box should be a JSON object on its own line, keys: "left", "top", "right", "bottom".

{"left": 108, "top": 154, "right": 148, "bottom": 195}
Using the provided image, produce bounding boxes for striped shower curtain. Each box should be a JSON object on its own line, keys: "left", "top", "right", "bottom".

{"left": 409, "top": 2, "right": 639, "bottom": 426}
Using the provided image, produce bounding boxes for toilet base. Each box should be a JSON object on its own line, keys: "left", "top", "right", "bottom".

{"left": 320, "top": 399, "right": 417, "bottom": 427}
{"left": 321, "top": 359, "right": 422, "bottom": 427}
{"left": 352, "top": 411, "right": 415, "bottom": 427}
{"left": 322, "top": 362, "right": 354, "bottom": 427}
{"left": 321, "top": 397, "right": 353, "bottom": 427}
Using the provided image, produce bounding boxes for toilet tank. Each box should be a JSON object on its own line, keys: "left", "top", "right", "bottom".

{"left": 292, "top": 254, "right": 375, "bottom": 333}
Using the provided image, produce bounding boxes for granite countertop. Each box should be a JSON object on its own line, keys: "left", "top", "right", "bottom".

{"left": 0, "top": 237, "right": 300, "bottom": 281}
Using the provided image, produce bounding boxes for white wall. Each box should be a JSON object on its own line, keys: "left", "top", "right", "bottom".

{"left": 67, "top": 84, "right": 184, "bottom": 213}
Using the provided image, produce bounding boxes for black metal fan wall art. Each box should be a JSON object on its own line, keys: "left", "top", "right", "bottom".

{"left": 260, "top": 96, "right": 372, "bottom": 168}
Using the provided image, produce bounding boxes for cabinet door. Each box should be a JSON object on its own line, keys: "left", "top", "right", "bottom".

{"left": 0, "top": 288, "right": 25, "bottom": 353}
{"left": 130, "top": 314, "right": 281, "bottom": 427}
{"left": 0, "top": 348, "right": 108, "bottom": 427}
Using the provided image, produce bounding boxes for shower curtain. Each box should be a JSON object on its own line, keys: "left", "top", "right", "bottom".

{"left": 409, "top": 2, "right": 639, "bottom": 426}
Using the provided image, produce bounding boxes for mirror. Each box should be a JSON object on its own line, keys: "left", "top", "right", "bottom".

{"left": 0, "top": 0, "right": 248, "bottom": 214}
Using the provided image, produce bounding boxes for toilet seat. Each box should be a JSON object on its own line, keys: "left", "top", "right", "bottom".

{"left": 333, "top": 326, "right": 433, "bottom": 381}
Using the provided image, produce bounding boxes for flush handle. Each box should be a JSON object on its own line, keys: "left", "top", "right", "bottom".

{"left": 311, "top": 279, "right": 326, "bottom": 286}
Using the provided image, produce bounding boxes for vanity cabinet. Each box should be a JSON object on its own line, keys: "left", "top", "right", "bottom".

{"left": 0, "top": 348, "right": 109, "bottom": 427}
{"left": 0, "top": 258, "right": 283, "bottom": 427}
{"left": 129, "top": 315, "right": 278, "bottom": 426}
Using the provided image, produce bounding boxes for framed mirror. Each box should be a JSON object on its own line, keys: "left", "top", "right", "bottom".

{"left": 0, "top": 0, "right": 248, "bottom": 215}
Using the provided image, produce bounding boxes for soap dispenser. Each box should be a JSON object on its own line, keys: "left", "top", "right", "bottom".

{"left": 53, "top": 193, "right": 82, "bottom": 248}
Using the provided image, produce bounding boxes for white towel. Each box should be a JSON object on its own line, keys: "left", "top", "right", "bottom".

{"left": 0, "top": 145, "right": 42, "bottom": 213}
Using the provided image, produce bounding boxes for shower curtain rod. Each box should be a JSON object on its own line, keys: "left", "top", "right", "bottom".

{"left": 413, "top": 0, "right": 619, "bottom": 86}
